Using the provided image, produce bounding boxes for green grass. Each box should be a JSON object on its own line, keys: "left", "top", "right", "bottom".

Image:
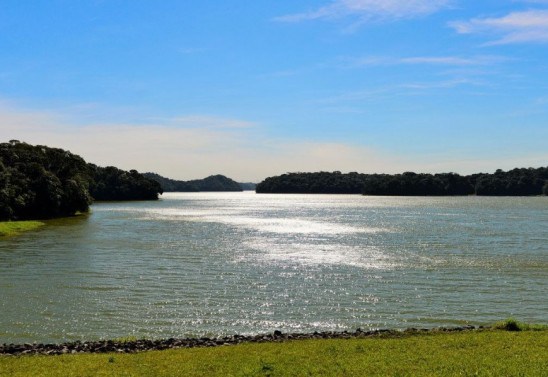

{"left": 0, "top": 221, "right": 45, "bottom": 237}
{"left": 112, "top": 336, "right": 139, "bottom": 344}
{"left": 1, "top": 329, "right": 547, "bottom": 376}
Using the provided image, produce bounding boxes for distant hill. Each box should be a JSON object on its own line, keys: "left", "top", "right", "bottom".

{"left": 256, "top": 168, "right": 548, "bottom": 196}
{"left": 239, "top": 182, "right": 257, "bottom": 191}
{"left": 142, "top": 173, "right": 199, "bottom": 192}
{"left": 144, "top": 173, "right": 244, "bottom": 192}
{"left": 0, "top": 141, "right": 162, "bottom": 221}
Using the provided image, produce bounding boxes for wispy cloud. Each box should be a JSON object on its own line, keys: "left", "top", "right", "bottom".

{"left": 400, "top": 56, "right": 500, "bottom": 65}
{"left": 449, "top": 10, "right": 548, "bottom": 44}
{"left": 344, "top": 55, "right": 506, "bottom": 67}
{"left": 275, "top": 0, "right": 451, "bottom": 23}
{"left": 402, "top": 56, "right": 481, "bottom": 65}
{"left": 534, "top": 96, "right": 548, "bottom": 105}
{"left": 177, "top": 47, "right": 208, "bottom": 55}
{"left": 399, "top": 78, "right": 486, "bottom": 90}
{"left": 2, "top": 101, "right": 546, "bottom": 181}
{"left": 316, "top": 78, "right": 485, "bottom": 105}
{"left": 153, "top": 115, "right": 257, "bottom": 129}
{"left": 258, "top": 69, "right": 302, "bottom": 78}
{"left": 0, "top": 103, "right": 405, "bottom": 181}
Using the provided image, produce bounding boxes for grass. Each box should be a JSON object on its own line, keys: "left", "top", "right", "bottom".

{"left": 0, "top": 220, "right": 45, "bottom": 237}
{"left": 112, "top": 336, "right": 139, "bottom": 344}
{"left": 492, "top": 318, "right": 548, "bottom": 332}
{"left": 1, "top": 328, "right": 547, "bottom": 376}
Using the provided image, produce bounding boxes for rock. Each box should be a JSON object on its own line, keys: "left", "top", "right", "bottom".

{"left": 0, "top": 325, "right": 484, "bottom": 356}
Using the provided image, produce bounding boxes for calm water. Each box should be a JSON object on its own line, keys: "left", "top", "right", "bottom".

{"left": 1, "top": 193, "right": 547, "bottom": 343}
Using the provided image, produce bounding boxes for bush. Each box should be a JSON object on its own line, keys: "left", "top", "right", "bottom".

{"left": 493, "top": 318, "right": 522, "bottom": 331}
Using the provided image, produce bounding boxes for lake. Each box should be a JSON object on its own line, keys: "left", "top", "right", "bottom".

{"left": 1, "top": 193, "right": 547, "bottom": 344}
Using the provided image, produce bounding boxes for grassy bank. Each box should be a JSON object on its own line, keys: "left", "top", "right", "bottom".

{"left": 0, "top": 221, "right": 45, "bottom": 237}
{"left": 1, "top": 329, "right": 547, "bottom": 376}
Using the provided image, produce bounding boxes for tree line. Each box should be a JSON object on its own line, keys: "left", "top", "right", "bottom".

{"left": 0, "top": 141, "right": 162, "bottom": 221}
{"left": 143, "top": 172, "right": 244, "bottom": 192}
{"left": 255, "top": 168, "right": 548, "bottom": 196}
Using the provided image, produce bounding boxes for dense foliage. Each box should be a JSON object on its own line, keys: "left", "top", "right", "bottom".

{"left": 192, "top": 175, "right": 243, "bottom": 192}
{"left": 0, "top": 141, "right": 162, "bottom": 220}
{"left": 256, "top": 172, "right": 365, "bottom": 194}
{"left": 144, "top": 173, "right": 243, "bottom": 192}
{"left": 0, "top": 141, "right": 92, "bottom": 220}
{"left": 362, "top": 172, "right": 474, "bottom": 196}
{"left": 90, "top": 166, "right": 162, "bottom": 201}
{"left": 256, "top": 168, "right": 548, "bottom": 196}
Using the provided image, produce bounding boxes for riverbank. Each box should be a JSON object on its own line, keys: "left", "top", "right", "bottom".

{"left": 1, "top": 326, "right": 546, "bottom": 376}
{"left": 0, "top": 326, "right": 478, "bottom": 356}
{"left": 0, "top": 221, "right": 45, "bottom": 237}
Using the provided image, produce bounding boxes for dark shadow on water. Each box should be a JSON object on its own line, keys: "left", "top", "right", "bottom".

{"left": 44, "top": 212, "right": 91, "bottom": 228}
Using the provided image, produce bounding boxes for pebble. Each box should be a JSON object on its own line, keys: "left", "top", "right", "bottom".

{"left": 0, "top": 326, "right": 478, "bottom": 356}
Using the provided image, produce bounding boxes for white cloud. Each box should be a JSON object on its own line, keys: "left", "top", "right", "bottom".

{"left": 401, "top": 56, "right": 479, "bottom": 65}
{"left": 400, "top": 56, "right": 500, "bottom": 65}
{"left": 0, "top": 103, "right": 405, "bottom": 181}
{"left": 276, "top": 0, "right": 451, "bottom": 23}
{"left": 450, "top": 10, "right": 548, "bottom": 44}
{"left": 151, "top": 115, "right": 256, "bottom": 129}
{"left": 345, "top": 55, "right": 505, "bottom": 67}
{"left": 399, "top": 78, "right": 484, "bottom": 89}
{"left": 2, "top": 102, "right": 546, "bottom": 182}
{"left": 316, "top": 77, "right": 485, "bottom": 105}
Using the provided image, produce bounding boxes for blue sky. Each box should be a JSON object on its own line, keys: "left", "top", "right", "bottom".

{"left": 1, "top": 0, "right": 547, "bottom": 181}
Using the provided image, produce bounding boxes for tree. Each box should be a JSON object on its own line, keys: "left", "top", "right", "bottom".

{"left": 256, "top": 168, "right": 548, "bottom": 196}
{"left": 0, "top": 141, "right": 162, "bottom": 220}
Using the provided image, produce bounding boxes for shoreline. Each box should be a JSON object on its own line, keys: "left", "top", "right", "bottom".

{"left": 0, "top": 325, "right": 481, "bottom": 356}
{"left": 0, "top": 221, "right": 45, "bottom": 237}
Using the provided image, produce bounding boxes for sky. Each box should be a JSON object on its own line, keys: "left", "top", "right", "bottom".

{"left": 0, "top": 0, "right": 547, "bottom": 182}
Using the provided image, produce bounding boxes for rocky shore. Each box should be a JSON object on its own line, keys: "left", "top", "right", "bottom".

{"left": 0, "top": 325, "right": 479, "bottom": 356}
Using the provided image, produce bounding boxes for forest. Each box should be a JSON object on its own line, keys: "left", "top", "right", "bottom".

{"left": 144, "top": 172, "right": 244, "bottom": 192}
{"left": 2, "top": 140, "right": 546, "bottom": 221}
{"left": 256, "top": 168, "right": 548, "bottom": 196}
{"left": 0, "top": 141, "right": 162, "bottom": 221}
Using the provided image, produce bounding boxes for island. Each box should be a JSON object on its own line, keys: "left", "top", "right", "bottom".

{"left": 144, "top": 172, "right": 251, "bottom": 192}
{"left": 255, "top": 168, "right": 548, "bottom": 196}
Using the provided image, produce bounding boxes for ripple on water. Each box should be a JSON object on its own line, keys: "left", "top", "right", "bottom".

{"left": 0, "top": 193, "right": 547, "bottom": 343}
{"left": 241, "top": 239, "right": 399, "bottom": 270}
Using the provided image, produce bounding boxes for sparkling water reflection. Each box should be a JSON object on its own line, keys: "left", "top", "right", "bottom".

{"left": 0, "top": 193, "right": 546, "bottom": 343}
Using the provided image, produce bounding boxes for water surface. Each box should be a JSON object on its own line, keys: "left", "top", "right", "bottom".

{"left": 1, "top": 193, "right": 546, "bottom": 343}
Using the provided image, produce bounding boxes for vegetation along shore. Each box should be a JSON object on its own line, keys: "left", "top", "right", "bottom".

{"left": 256, "top": 169, "right": 548, "bottom": 195}
{"left": 0, "top": 326, "right": 480, "bottom": 356}
{"left": 2, "top": 141, "right": 546, "bottom": 224}
{"left": 0, "top": 321, "right": 546, "bottom": 376}
{"left": 0, "top": 141, "right": 256, "bottom": 224}
{"left": 0, "top": 140, "right": 162, "bottom": 221}
{"left": 0, "top": 220, "right": 45, "bottom": 237}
